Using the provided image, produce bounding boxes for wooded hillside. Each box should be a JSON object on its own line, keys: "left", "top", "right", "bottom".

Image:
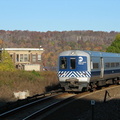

{"left": 0, "top": 30, "right": 119, "bottom": 70}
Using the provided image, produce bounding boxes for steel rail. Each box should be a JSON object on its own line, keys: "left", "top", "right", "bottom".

{"left": 0, "top": 92, "right": 63, "bottom": 118}
{"left": 22, "top": 94, "right": 76, "bottom": 120}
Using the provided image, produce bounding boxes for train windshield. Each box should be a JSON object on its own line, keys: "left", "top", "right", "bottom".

{"left": 60, "top": 57, "right": 67, "bottom": 69}
{"left": 70, "top": 58, "right": 76, "bottom": 69}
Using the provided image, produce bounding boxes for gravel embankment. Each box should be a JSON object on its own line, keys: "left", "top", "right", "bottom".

{"left": 43, "top": 85, "right": 120, "bottom": 120}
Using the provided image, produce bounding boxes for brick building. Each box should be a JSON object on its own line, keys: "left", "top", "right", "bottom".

{"left": 0, "top": 48, "right": 44, "bottom": 71}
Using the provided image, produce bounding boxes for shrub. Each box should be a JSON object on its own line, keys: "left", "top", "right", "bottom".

{"left": 0, "top": 50, "right": 15, "bottom": 71}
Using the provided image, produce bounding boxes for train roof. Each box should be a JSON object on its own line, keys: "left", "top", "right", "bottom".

{"left": 59, "top": 50, "right": 120, "bottom": 57}
{"left": 85, "top": 50, "right": 120, "bottom": 57}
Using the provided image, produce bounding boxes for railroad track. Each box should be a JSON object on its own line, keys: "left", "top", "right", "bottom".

{"left": 0, "top": 84, "right": 119, "bottom": 120}
{"left": 0, "top": 91, "right": 75, "bottom": 120}
{"left": 0, "top": 89, "right": 62, "bottom": 114}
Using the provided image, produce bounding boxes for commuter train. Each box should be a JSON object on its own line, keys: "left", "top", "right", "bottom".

{"left": 58, "top": 50, "right": 120, "bottom": 92}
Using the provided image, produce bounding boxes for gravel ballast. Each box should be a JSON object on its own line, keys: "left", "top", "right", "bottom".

{"left": 43, "top": 85, "right": 120, "bottom": 120}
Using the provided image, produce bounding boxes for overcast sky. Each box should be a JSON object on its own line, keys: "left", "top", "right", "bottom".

{"left": 0, "top": 0, "right": 120, "bottom": 32}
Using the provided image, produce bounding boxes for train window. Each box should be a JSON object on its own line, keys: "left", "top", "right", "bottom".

{"left": 111, "top": 63, "right": 115, "bottom": 67}
{"left": 60, "top": 57, "right": 67, "bottom": 69}
{"left": 116, "top": 63, "right": 120, "bottom": 67}
{"left": 93, "top": 63, "right": 99, "bottom": 69}
{"left": 105, "top": 63, "right": 110, "bottom": 68}
{"left": 70, "top": 58, "right": 76, "bottom": 69}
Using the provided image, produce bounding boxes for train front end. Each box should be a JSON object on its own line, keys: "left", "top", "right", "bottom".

{"left": 58, "top": 50, "right": 91, "bottom": 92}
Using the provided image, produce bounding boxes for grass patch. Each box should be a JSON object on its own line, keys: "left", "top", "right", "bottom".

{"left": 0, "top": 71, "right": 59, "bottom": 102}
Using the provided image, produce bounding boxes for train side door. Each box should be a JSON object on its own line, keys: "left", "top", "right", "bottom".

{"left": 100, "top": 57, "right": 104, "bottom": 78}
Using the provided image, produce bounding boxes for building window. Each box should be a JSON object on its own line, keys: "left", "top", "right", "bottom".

{"left": 17, "top": 54, "right": 29, "bottom": 62}
{"left": 38, "top": 55, "right": 41, "bottom": 61}
{"left": 32, "top": 54, "right": 36, "bottom": 62}
{"left": 20, "top": 54, "right": 24, "bottom": 62}
{"left": 16, "top": 54, "right": 19, "bottom": 62}
{"left": 10, "top": 54, "right": 13, "bottom": 61}
{"left": 10, "top": 54, "right": 13, "bottom": 58}
{"left": 24, "top": 54, "right": 29, "bottom": 62}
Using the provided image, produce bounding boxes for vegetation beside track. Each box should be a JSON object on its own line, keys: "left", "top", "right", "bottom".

{"left": 0, "top": 71, "right": 59, "bottom": 102}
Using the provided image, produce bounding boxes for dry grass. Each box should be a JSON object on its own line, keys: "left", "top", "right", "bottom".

{"left": 0, "top": 71, "right": 59, "bottom": 102}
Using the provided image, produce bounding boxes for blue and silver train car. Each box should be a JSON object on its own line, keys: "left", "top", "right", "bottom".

{"left": 58, "top": 50, "right": 120, "bottom": 91}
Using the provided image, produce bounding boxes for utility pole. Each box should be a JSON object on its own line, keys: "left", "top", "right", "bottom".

{"left": 91, "top": 100, "right": 95, "bottom": 120}
{"left": 0, "top": 39, "right": 4, "bottom": 61}
{"left": 77, "top": 36, "right": 81, "bottom": 49}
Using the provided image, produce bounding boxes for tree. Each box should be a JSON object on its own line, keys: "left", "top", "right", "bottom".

{"left": 0, "top": 50, "right": 15, "bottom": 71}
{"left": 106, "top": 34, "right": 120, "bottom": 53}
{"left": 0, "top": 39, "right": 3, "bottom": 44}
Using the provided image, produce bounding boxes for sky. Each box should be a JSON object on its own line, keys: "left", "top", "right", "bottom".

{"left": 0, "top": 0, "right": 120, "bottom": 32}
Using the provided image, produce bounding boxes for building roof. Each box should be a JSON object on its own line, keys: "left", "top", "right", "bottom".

{"left": 0, "top": 48, "right": 44, "bottom": 51}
